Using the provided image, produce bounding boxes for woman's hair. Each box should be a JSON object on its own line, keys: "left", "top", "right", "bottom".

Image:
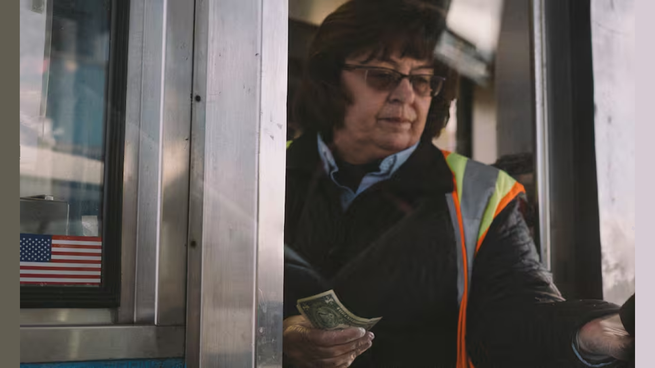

{"left": 293, "top": 0, "right": 459, "bottom": 142}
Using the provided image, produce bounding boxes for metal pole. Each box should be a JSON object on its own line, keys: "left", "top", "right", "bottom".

{"left": 531, "top": 0, "right": 552, "bottom": 271}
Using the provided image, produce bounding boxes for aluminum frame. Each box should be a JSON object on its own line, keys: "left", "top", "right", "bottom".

{"left": 20, "top": 326, "right": 184, "bottom": 363}
{"left": 130, "top": 0, "right": 193, "bottom": 326}
{"left": 20, "top": 308, "right": 115, "bottom": 326}
{"left": 531, "top": 0, "right": 552, "bottom": 270}
{"left": 186, "top": 0, "right": 288, "bottom": 366}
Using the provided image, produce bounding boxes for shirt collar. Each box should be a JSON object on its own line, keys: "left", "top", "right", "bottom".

{"left": 316, "top": 133, "right": 419, "bottom": 178}
{"left": 285, "top": 131, "right": 455, "bottom": 198}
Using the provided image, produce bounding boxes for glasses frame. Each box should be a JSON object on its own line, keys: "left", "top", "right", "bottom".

{"left": 342, "top": 64, "right": 446, "bottom": 98}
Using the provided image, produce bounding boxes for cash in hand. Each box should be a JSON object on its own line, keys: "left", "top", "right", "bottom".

{"left": 296, "top": 290, "right": 382, "bottom": 331}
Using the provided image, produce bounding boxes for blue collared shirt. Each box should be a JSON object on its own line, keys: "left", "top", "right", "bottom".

{"left": 317, "top": 133, "right": 419, "bottom": 210}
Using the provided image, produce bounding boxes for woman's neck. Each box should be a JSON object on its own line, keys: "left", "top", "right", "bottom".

{"left": 331, "top": 133, "right": 396, "bottom": 165}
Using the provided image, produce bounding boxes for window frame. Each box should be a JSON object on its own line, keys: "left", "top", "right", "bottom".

{"left": 532, "top": 0, "right": 605, "bottom": 300}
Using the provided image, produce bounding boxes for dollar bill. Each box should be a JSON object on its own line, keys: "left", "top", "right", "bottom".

{"left": 296, "top": 290, "right": 382, "bottom": 331}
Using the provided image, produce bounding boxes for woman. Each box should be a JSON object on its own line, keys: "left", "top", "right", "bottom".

{"left": 282, "top": 1, "right": 633, "bottom": 367}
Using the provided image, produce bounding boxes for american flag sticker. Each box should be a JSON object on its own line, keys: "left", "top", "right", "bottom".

{"left": 20, "top": 233, "right": 102, "bottom": 286}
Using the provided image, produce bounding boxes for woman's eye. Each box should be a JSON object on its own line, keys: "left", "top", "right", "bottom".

{"left": 367, "top": 70, "right": 396, "bottom": 87}
{"left": 411, "top": 76, "right": 431, "bottom": 87}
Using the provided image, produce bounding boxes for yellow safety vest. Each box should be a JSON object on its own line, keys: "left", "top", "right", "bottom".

{"left": 442, "top": 150, "right": 525, "bottom": 368}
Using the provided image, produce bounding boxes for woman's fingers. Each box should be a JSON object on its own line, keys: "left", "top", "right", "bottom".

{"left": 283, "top": 315, "right": 375, "bottom": 367}
{"left": 311, "top": 332, "right": 375, "bottom": 358}
{"left": 306, "top": 327, "right": 368, "bottom": 347}
{"left": 313, "top": 338, "right": 374, "bottom": 368}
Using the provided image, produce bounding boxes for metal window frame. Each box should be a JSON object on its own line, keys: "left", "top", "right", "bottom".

{"left": 531, "top": 0, "right": 552, "bottom": 271}
{"left": 185, "top": 0, "right": 288, "bottom": 366}
{"left": 530, "top": 0, "right": 604, "bottom": 299}
{"left": 20, "top": 326, "right": 185, "bottom": 363}
{"left": 21, "top": 0, "right": 193, "bottom": 362}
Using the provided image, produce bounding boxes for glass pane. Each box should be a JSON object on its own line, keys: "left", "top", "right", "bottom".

{"left": 590, "top": 0, "right": 635, "bottom": 304}
{"left": 20, "top": 0, "right": 111, "bottom": 287}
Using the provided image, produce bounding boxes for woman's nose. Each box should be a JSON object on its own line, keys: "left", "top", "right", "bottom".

{"left": 388, "top": 77, "right": 416, "bottom": 104}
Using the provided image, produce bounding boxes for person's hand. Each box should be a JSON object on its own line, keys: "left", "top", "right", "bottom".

{"left": 283, "top": 315, "right": 374, "bottom": 368}
{"left": 577, "top": 313, "right": 635, "bottom": 361}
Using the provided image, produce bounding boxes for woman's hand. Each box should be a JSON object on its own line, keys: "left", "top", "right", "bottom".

{"left": 577, "top": 313, "right": 635, "bottom": 361}
{"left": 283, "top": 315, "right": 374, "bottom": 368}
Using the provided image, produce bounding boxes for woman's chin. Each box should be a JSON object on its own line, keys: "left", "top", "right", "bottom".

{"left": 376, "top": 135, "right": 418, "bottom": 154}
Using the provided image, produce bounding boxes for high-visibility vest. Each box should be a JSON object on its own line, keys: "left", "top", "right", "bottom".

{"left": 286, "top": 141, "right": 525, "bottom": 368}
{"left": 442, "top": 150, "right": 525, "bottom": 368}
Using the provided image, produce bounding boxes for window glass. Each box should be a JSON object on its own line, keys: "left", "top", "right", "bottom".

{"left": 20, "top": 0, "right": 111, "bottom": 287}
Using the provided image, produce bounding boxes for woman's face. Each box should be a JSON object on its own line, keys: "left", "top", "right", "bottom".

{"left": 333, "top": 52, "right": 434, "bottom": 164}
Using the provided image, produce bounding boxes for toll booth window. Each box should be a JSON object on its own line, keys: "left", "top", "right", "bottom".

{"left": 20, "top": 0, "right": 128, "bottom": 307}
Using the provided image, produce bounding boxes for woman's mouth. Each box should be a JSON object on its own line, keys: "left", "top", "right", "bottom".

{"left": 379, "top": 117, "right": 411, "bottom": 124}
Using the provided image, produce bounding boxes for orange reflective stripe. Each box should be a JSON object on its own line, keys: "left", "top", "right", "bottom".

{"left": 445, "top": 150, "right": 472, "bottom": 368}
{"left": 474, "top": 228, "right": 489, "bottom": 256}
{"left": 475, "top": 181, "right": 525, "bottom": 255}
{"left": 458, "top": 292, "right": 470, "bottom": 367}
{"left": 494, "top": 181, "right": 525, "bottom": 217}
{"left": 452, "top": 179, "right": 470, "bottom": 368}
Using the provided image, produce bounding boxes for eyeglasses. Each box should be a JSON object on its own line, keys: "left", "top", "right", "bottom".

{"left": 342, "top": 64, "right": 446, "bottom": 98}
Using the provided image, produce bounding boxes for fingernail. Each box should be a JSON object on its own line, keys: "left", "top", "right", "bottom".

{"left": 358, "top": 327, "right": 366, "bottom": 336}
{"left": 367, "top": 331, "right": 375, "bottom": 340}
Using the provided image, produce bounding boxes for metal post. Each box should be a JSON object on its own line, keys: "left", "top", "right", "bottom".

{"left": 186, "top": 0, "right": 288, "bottom": 366}
{"left": 531, "top": 0, "right": 552, "bottom": 270}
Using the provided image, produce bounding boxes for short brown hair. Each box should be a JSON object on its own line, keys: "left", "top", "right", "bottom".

{"left": 293, "top": 0, "right": 459, "bottom": 142}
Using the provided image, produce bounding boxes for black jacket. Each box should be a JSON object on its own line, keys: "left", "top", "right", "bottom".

{"left": 284, "top": 133, "right": 622, "bottom": 368}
